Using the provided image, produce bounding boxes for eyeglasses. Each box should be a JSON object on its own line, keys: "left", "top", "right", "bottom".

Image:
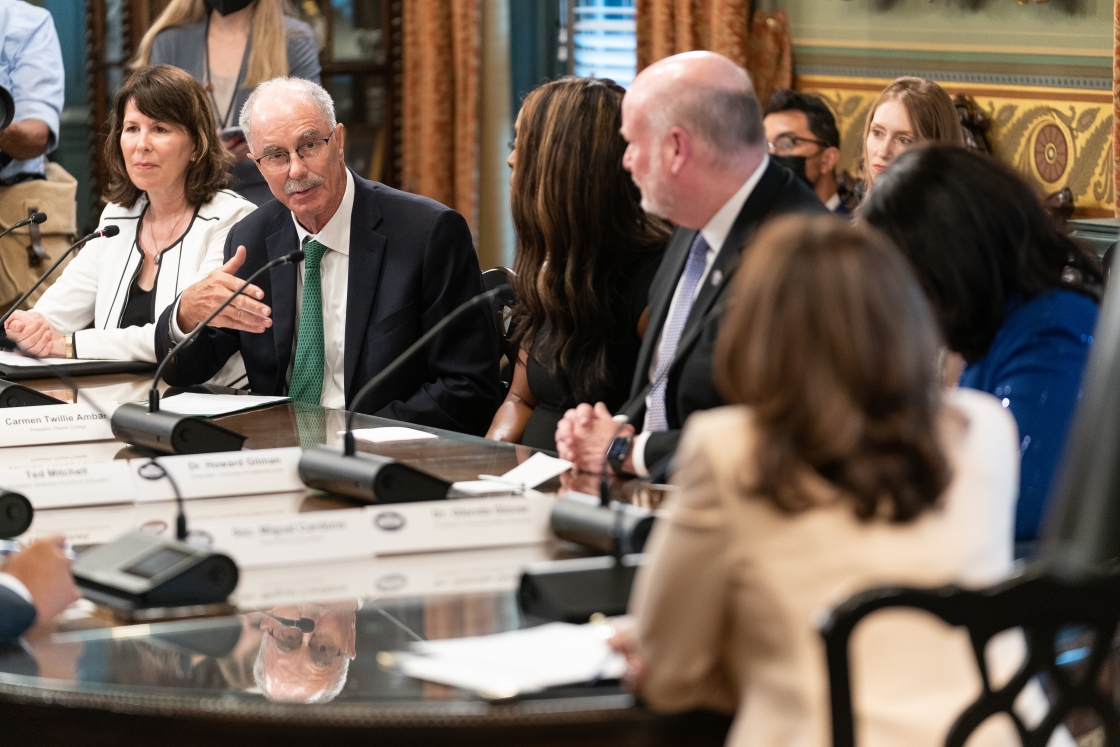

{"left": 768, "top": 133, "right": 829, "bottom": 155}
{"left": 262, "top": 611, "right": 345, "bottom": 667}
{"left": 253, "top": 133, "right": 334, "bottom": 174}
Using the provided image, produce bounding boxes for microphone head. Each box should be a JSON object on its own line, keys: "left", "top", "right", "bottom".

{"left": 30, "top": 212, "right": 46, "bottom": 225}
{"left": 286, "top": 250, "right": 305, "bottom": 264}
{"left": 100, "top": 225, "right": 121, "bottom": 238}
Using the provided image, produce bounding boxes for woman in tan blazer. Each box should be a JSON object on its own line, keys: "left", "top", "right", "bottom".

{"left": 615, "top": 215, "right": 1022, "bottom": 747}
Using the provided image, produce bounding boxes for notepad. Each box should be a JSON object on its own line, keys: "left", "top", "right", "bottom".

{"left": 382, "top": 622, "right": 626, "bottom": 699}
{"left": 157, "top": 393, "right": 290, "bottom": 417}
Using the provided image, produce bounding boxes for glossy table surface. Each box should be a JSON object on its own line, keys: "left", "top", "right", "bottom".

{"left": 0, "top": 374, "right": 729, "bottom": 746}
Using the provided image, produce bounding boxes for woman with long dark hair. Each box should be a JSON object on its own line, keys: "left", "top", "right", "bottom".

{"left": 487, "top": 77, "right": 671, "bottom": 451}
{"left": 612, "top": 215, "right": 1020, "bottom": 747}
{"left": 861, "top": 145, "right": 1103, "bottom": 546}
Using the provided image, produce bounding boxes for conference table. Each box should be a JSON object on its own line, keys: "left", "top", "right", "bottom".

{"left": 0, "top": 372, "right": 732, "bottom": 746}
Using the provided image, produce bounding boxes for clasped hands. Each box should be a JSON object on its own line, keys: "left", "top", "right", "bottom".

{"left": 176, "top": 245, "right": 272, "bottom": 334}
{"left": 4, "top": 310, "right": 65, "bottom": 357}
{"left": 555, "top": 402, "right": 636, "bottom": 474}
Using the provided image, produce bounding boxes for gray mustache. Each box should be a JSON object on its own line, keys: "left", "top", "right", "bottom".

{"left": 284, "top": 173, "right": 326, "bottom": 195}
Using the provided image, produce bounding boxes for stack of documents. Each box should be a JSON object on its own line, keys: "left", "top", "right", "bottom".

{"left": 382, "top": 621, "right": 625, "bottom": 699}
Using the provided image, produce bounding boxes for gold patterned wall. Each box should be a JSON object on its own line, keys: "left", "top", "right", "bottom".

{"left": 796, "top": 75, "right": 1115, "bottom": 218}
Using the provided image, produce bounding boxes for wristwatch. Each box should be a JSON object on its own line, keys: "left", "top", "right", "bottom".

{"left": 606, "top": 434, "right": 635, "bottom": 476}
{"left": 64, "top": 334, "right": 74, "bottom": 359}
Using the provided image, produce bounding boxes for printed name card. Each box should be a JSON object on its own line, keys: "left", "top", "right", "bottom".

{"left": 365, "top": 493, "right": 555, "bottom": 556}
{"left": 192, "top": 508, "right": 377, "bottom": 568}
{"left": 0, "top": 460, "right": 136, "bottom": 509}
{"left": 131, "top": 447, "right": 305, "bottom": 502}
{"left": 0, "top": 403, "right": 117, "bottom": 447}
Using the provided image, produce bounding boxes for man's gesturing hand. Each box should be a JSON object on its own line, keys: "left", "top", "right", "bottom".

{"left": 176, "top": 245, "right": 272, "bottom": 334}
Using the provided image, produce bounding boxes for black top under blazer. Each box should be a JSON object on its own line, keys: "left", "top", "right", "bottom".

{"left": 0, "top": 585, "right": 36, "bottom": 641}
{"left": 627, "top": 159, "right": 829, "bottom": 474}
{"left": 154, "top": 172, "right": 501, "bottom": 436}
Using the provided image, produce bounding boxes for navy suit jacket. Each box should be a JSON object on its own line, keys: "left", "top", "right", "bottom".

{"left": 627, "top": 160, "right": 828, "bottom": 473}
{"left": 155, "top": 173, "right": 501, "bottom": 436}
{"left": 0, "top": 585, "right": 35, "bottom": 641}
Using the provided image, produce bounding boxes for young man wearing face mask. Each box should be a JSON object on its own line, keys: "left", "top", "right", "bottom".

{"left": 763, "top": 90, "right": 852, "bottom": 215}
{"left": 133, "top": 0, "right": 322, "bottom": 206}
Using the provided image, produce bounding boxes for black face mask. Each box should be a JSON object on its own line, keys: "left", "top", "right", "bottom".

{"left": 205, "top": 0, "right": 254, "bottom": 16}
{"left": 771, "top": 154, "right": 811, "bottom": 186}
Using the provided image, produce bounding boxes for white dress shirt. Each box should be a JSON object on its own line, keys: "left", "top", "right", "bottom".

{"left": 825, "top": 192, "right": 842, "bottom": 212}
{"left": 631, "top": 155, "right": 769, "bottom": 477}
{"left": 171, "top": 170, "right": 354, "bottom": 409}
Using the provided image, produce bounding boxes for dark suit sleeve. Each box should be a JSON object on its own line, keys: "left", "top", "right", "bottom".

{"left": 372, "top": 209, "right": 501, "bottom": 435}
{"left": 153, "top": 231, "right": 244, "bottom": 387}
{"left": 0, "top": 585, "right": 36, "bottom": 642}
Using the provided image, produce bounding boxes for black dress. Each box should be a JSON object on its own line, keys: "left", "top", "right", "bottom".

{"left": 521, "top": 251, "right": 664, "bottom": 451}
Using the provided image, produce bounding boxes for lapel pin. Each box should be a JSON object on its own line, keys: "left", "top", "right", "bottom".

{"left": 710, "top": 269, "right": 723, "bottom": 287}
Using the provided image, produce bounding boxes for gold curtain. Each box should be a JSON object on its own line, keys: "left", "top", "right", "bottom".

{"left": 401, "top": 0, "right": 481, "bottom": 239}
{"left": 1114, "top": 0, "right": 1119, "bottom": 218}
{"left": 635, "top": 0, "right": 792, "bottom": 107}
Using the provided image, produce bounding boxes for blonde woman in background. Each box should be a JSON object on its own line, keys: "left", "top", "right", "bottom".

{"left": 134, "top": 0, "right": 321, "bottom": 205}
{"left": 861, "top": 77, "right": 962, "bottom": 191}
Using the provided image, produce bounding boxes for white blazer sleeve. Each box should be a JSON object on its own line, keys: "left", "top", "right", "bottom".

{"left": 33, "top": 228, "right": 104, "bottom": 334}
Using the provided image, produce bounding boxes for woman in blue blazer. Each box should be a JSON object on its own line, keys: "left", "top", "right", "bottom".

{"left": 862, "top": 146, "right": 1104, "bottom": 550}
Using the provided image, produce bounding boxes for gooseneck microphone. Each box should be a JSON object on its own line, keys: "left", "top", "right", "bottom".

{"left": 110, "top": 250, "right": 304, "bottom": 455}
{"left": 0, "top": 211, "right": 46, "bottom": 244}
{"left": 0, "top": 224, "right": 120, "bottom": 328}
{"left": 0, "top": 223, "right": 120, "bottom": 409}
{"left": 343, "top": 285, "right": 513, "bottom": 455}
{"left": 298, "top": 285, "right": 513, "bottom": 503}
{"left": 149, "top": 249, "right": 305, "bottom": 413}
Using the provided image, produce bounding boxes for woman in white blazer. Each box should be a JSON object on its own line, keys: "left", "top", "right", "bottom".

{"left": 3, "top": 65, "right": 254, "bottom": 370}
{"left": 613, "top": 216, "right": 1024, "bottom": 747}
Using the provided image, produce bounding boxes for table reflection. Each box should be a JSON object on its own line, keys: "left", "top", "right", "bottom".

{"left": 256, "top": 602, "right": 358, "bottom": 703}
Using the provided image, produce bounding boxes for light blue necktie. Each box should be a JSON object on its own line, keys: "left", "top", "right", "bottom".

{"left": 646, "top": 233, "right": 709, "bottom": 432}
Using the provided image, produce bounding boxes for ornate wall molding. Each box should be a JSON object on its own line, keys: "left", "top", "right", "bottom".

{"left": 796, "top": 75, "right": 1115, "bottom": 217}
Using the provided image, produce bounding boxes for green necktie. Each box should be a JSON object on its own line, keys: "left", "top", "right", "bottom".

{"left": 289, "top": 236, "right": 326, "bottom": 405}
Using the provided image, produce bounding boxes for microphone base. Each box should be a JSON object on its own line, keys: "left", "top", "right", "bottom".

{"left": 298, "top": 444, "right": 451, "bottom": 504}
{"left": 550, "top": 496, "right": 656, "bottom": 555}
{"left": 0, "top": 380, "right": 64, "bottom": 407}
{"left": 0, "top": 490, "right": 32, "bottom": 539}
{"left": 518, "top": 554, "right": 644, "bottom": 623}
{"left": 110, "top": 402, "right": 246, "bottom": 455}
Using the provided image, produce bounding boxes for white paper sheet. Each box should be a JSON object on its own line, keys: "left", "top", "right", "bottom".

{"left": 157, "top": 393, "right": 289, "bottom": 417}
{"left": 0, "top": 350, "right": 97, "bottom": 367}
{"left": 387, "top": 622, "right": 625, "bottom": 699}
{"left": 490, "top": 452, "right": 572, "bottom": 489}
{"left": 343, "top": 426, "right": 438, "bottom": 443}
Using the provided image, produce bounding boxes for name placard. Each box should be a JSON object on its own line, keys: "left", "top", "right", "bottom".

{"left": 131, "top": 447, "right": 305, "bottom": 502}
{"left": 233, "top": 544, "right": 553, "bottom": 608}
{"left": 1, "top": 460, "right": 136, "bottom": 509}
{"left": 364, "top": 493, "right": 554, "bottom": 556}
{"left": 192, "top": 508, "right": 377, "bottom": 568}
{"left": 0, "top": 403, "right": 116, "bottom": 447}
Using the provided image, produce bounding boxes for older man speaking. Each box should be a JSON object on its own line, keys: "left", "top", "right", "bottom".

{"left": 556, "top": 52, "right": 826, "bottom": 477}
{"left": 155, "top": 78, "right": 500, "bottom": 435}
